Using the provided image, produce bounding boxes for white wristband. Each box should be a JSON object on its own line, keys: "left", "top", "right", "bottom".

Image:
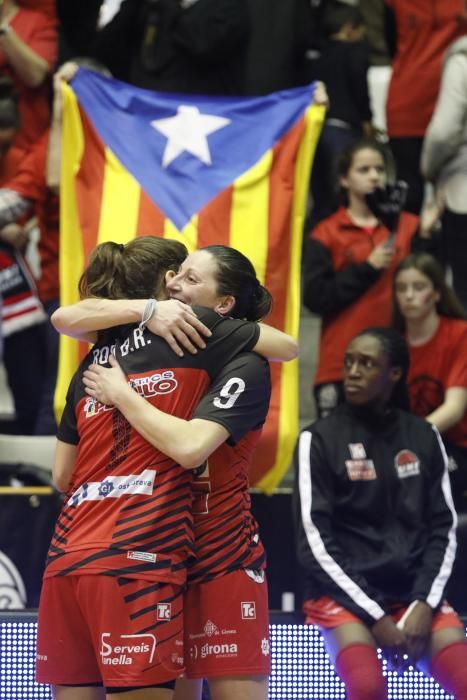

{"left": 139, "top": 298, "right": 157, "bottom": 330}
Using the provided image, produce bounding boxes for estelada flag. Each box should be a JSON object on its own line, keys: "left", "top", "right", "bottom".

{"left": 57, "top": 68, "right": 324, "bottom": 493}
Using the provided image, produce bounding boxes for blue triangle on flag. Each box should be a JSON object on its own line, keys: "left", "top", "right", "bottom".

{"left": 72, "top": 68, "right": 316, "bottom": 230}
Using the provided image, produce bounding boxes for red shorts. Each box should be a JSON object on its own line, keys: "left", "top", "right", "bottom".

{"left": 304, "top": 596, "right": 464, "bottom": 632}
{"left": 36, "top": 575, "right": 185, "bottom": 688}
{"left": 184, "top": 569, "right": 270, "bottom": 678}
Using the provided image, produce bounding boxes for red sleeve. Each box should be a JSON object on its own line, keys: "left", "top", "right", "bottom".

{"left": 6, "top": 132, "right": 48, "bottom": 201}
{"left": 445, "top": 324, "right": 467, "bottom": 389}
{"left": 13, "top": 10, "right": 58, "bottom": 68}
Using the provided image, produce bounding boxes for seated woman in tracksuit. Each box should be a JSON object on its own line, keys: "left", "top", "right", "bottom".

{"left": 293, "top": 326, "right": 467, "bottom": 700}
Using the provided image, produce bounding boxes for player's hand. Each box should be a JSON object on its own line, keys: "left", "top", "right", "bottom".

{"left": 372, "top": 615, "right": 408, "bottom": 673}
{"left": 52, "top": 61, "right": 79, "bottom": 122}
{"left": 401, "top": 601, "right": 432, "bottom": 664}
{"left": 83, "top": 354, "right": 129, "bottom": 406}
{"left": 367, "top": 242, "right": 394, "bottom": 270}
{"left": 313, "top": 81, "right": 329, "bottom": 109}
{"left": 146, "top": 299, "right": 212, "bottom": 357}
{"left": 419, "top": 193, "right": 444, "bottom": 239}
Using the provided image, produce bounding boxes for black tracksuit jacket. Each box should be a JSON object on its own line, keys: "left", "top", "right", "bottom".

{"left": 293, "top": 403, "right": 457, "bottom": 627}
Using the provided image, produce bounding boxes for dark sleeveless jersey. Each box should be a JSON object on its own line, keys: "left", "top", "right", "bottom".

{"left": 45, "top": 308, "right": 259, "bottom": 585}
{"left": 187, "top": 352, "right": 271, "bottom": 584}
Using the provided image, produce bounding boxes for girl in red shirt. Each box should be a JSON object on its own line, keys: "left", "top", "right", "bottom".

{"left": 303, "top": 139, "right": 429, "bottom": 420}
{"left": 393, "top": 252, "right": 467, "bottom": 506}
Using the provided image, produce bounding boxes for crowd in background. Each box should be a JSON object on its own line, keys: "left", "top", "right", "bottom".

{"left": 0, "top": 0, "right": 466, "bottom": 508}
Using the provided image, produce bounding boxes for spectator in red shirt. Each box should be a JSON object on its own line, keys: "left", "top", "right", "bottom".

{"left": 303, "top": 139, "right": 432, "bottom": 420}
{"left": 384, "top": 0, "right": 467, "bottom": 215}
{"left": 0, "top": 0, "right": 57, "bottom": 158}
{"left": 393, "top": 252, "right": 467, "bottom": 507}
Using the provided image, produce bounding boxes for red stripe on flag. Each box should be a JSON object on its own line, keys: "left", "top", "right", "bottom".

{"left": 75, "top": 106, "right": 106, "bottom": 262}
{"left": 250, "top": 118, "right": 305, "bottom": 485}
{"left": 136, "top": 188, "right": 166, "bottom": 237}
{"left": 5, "top": 291, "right": 34, "bottom": 305}
{"left": 197, "top": 186, "right": 234, "bottom": 248}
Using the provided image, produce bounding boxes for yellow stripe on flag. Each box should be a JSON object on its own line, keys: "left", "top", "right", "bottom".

{"left": 164, "top": 215, "right": 198, "bottom": 253}
{"left": 257, "top": 104, "right": 325, "bottom": 493}
{"left": 54, "top": 83, "right": 86, "bottom": 421}
{"left": 97, "top": 148, "right": 141, "bottom": 245}
{"left": 229, "top": 150, "right": 272, "bottom": 285}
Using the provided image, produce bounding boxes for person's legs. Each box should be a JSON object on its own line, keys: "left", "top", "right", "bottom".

{"left": 442, "top": 208, "right": 467, "bottom": 311}
{"left": 322, "top": 624, "right": 386, "bottom": 700}
{"left": 422, "top": 627, "right": 467, "bottom": 699}
{"left": 106, "top": 689, "right": 173, "bottom": 699}
{"left": 2, "top": 322, "right": 47, "bottom": 433}
{"left": 35, "top": 298, "right": 59, "bottom": 434}
{"left": 208, "top": 675, "right": 268, "bottom": 700}
{"left": 388, "top": 136, "right": 424, "bottom": 215}
{"left": 173, "top": 678, "right": 203, "bottom": 700}
{"left": 53, "top": 686, "right": 105, "bottom": 700}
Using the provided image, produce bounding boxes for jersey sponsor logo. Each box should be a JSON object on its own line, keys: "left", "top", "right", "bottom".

{"left": 241, "top": 601, "right": 256, "bottom": 619}
{"left": 188, "top": 623, "right": 237, "bottom": 642}
{"left": 171, "top": 652, "right": 184, "bottom": 666}
{"left": 200, "top": 642, "right": 239, "bottom": 659}
{"left": 245, "top": 568, "right": 265, "bottom": 584}
{"left": 127, "top": 551, "right": 157, "bottom": 563}
{"left": 100, "top": 632, "right": 156, "bottom": 666}
{"left": 349, "top": 443, "right": 367, "bottom": 459}
{"left": 83, "top": 396, "right": 113, "bottom": 419}
{"left": 394, "top": 450, "right": 420, "bottom": 479}
{"left": 204, "top": 620, "right": 219, "bottom": 637}
{"left": 67, "top": 469, "right": 156, "bottom": 507}
{"left": 345, "top": 459, "right": 376, "bottom": 481}
{"left": 157, "top": 603, "right": 172, "bottom": 620}
{"left": 130, "top": 370, "right": 178, "bottom": 398}
{"left": 261, "top": 638, "right": 270, "bottom": 656}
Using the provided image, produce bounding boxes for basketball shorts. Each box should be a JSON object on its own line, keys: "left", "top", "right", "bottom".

{"left": 36, "top": 575, "right": 185, "bottom": 688}
{"left": 304, "top": 596, "right": 464, "bottom": 632}
{"left": 183, "top": 568, "right": 270, "bottom": 679}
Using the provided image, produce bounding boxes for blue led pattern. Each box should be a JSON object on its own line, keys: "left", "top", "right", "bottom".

{"left": 269, "top": 623, "right": 454, "bottom": 700}
{"left": 0, "top": 615, "right": 459, "bottom": 700}
{"left": 0, "top": 616, "right": 51, "bottom": 700}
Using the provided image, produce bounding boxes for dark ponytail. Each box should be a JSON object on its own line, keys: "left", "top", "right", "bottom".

{"left": 202, "top": 245, "right": 273, "bottom": 321}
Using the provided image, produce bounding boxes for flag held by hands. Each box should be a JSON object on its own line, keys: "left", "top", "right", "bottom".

{"left": 57, "top": 69, "right": 324, "bottom": 492}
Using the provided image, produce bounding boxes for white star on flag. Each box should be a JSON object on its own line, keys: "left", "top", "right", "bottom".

{"left": 151, "top": 105, "right": 231, "bottom": 168}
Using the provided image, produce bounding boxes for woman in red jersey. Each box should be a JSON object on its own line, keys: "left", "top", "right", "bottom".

{"left": 54, "top": 244, "right": 294, "bottom": 700}
{"left": 393, "top": 252, "right": 467, "bottom": 507}
{"left": 40, "top": 241, "right": 295, "bottom": 700}
{"left": 302, "top": 138, "right": 433, "bottom": 420}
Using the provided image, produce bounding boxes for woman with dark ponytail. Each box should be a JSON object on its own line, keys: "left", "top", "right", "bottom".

{"left": 47, "top": 241, "right": 297, "bottom": 700}
{"left": 294, "top": 326, "right": 467, "bottom": 700}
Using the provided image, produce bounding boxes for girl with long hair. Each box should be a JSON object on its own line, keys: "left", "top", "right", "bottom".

{"left": 302, "top": 138, "right": 433, "bottom": 420}
{"left": 393, "top": 252, "right": 467, "bottom": 505}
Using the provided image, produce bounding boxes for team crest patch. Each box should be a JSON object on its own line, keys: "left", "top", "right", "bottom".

{"left": 394, "top": 449, "right": 420, "bottom": 479}
{"left": 349, "top": 443, "right": 367, "bottom": 459}
{"left": 345, "top": 459, "right": 376, "bottom": 481}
